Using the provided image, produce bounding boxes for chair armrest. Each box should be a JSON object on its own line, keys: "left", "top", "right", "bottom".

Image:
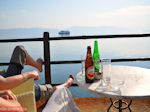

{"left": 11, "top": 78, "right": 34, "bottom": 95}
{"left": 16, "top": 91, "right": 36, "bottom": 112}
{"left": 11, "top": 78, "right": 36, "bottom": 112}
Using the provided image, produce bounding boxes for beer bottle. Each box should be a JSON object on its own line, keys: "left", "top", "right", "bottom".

{"left": 93, "top": 40, "right": 102, "bottom": 79}
{"left": 85, "top": 46, "right": 94, "bottom": 83}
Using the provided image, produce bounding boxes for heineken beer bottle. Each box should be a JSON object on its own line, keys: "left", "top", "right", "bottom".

{"left": 93, "top": 40, "right": 102, "bottom": 79}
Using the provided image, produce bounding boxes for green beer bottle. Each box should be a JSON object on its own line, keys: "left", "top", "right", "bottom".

{"left": 93, "top": 40, "right": 102, "bottom": 79}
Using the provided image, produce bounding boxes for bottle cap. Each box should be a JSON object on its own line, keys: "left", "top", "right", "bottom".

{"left": 87, "top": 46, "right": 91, "bottom": 49}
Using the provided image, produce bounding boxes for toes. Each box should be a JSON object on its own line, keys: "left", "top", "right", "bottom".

{"left": 69, "top": 74, "right": 74, "bottom": 80}
{"left": 36, "top": 58, "right": 43, "bottom": 72}
{"left": 67, "top": 78, "right": 73, "bottom": 88}
{"left": 38, "top": 58, "right": 43, "bottom": 64}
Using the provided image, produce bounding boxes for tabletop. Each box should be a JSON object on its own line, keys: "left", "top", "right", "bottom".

{"left": 76, "top": 65, "right": 150, "bottom": 99}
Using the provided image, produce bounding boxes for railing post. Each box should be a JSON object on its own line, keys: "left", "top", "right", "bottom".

{"left": 43, "top": 32, "right": 51, "bottom": 84}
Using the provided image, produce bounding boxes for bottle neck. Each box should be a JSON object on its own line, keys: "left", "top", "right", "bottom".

{"left": 93, "top": 41, "right": 99, "bottom": 56}
{"left": 87, "top": 49, "right": 92, "bottom": 56}
{"left": 86, "top": 47, "right": 92, "bottom": 59}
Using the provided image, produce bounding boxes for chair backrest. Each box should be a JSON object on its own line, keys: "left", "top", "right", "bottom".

{"left": 11, "top": 78, "right": 37, "bottom": 112}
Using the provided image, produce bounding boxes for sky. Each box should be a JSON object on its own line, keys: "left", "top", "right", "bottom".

{"left": 0, "top": 0, "right": 150, "bottom": 29}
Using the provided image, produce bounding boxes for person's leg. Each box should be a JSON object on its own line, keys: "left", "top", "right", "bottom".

{"left": 53, "top": 74, "right": 74, "bottom": 91}
{"left": 34, "top": 84, "right": 42, "bottom": 101}
{"left": 5, "top": 45, "right": 43, "bottom": 77}
{"left": 42, "top": 87, "right": 80, "bottom": 112}
{"left": 26, "top": 54, "right": 43, "bottom": 72}
{"left": 5, "top": 45, "right": 26, "bottom": 77}
{"left": 36, "top": 75, "right": 74, "bottom": 101}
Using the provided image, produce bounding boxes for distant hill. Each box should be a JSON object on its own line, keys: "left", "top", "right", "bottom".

{"left": 0, "top": 28, "right": 59, "bottom": 39}
{"left": 0, "top": 26, "right": 149, "bottom": 39}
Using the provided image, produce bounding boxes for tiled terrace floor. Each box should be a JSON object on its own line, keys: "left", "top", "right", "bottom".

{"left": 73, "top": 97, "right": 150, "bottom": 112}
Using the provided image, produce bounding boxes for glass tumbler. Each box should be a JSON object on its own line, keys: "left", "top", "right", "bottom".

{"left": 101, "top": 59, "right": 111, "bottom": 86}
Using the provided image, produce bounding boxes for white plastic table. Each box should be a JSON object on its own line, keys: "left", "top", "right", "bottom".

{"left": 76, "top": 65, "right": 150, "bottom": 112}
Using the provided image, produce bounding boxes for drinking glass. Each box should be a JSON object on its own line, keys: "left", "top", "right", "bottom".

{"left": 110, "top": 68, "right": 125, "bottom": 91}
{"left": 101, "top": 59, "right": 111, "bottom": 86}
{"left": 81, "top": 54, "right": 85, "bottom": 75}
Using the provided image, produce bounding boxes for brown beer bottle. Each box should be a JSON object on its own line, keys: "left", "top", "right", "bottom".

{"left": 85, "top": 46, "right": 94, "bottom": 83}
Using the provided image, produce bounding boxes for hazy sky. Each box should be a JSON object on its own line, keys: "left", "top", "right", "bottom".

{"left": 0, "top": 0, "right": 150, "bottom": 29}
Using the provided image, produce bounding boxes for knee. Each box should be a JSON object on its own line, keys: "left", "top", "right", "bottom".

{"left": 14, "top": 45, "right": 27, "bottom": 54}
{"left": 14, "top": 45, "right": 25, "bottom": 51}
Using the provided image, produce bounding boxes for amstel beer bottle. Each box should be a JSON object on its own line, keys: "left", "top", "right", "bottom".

{"left": 85, "top": 46, "right": 94, "bottom": 83}
{"left": 93, "top": 40, "right": 102, "bottom": 79}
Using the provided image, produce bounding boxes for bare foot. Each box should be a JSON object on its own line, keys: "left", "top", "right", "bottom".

{"left": 38, "top": 75, "right": 74, "bottom": 100}
{"left": 36, "top": 57, "right": 43, "bottom": 72}
{"left": 54, "top": 75, "right": 74, "bottom": 90}
{"left": 64, "top": 74, "right": 74, "bottom": 88}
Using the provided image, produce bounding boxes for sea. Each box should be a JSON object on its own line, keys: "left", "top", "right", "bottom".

{"left": 0, "top": 27, "right": 150, "bottom": 97}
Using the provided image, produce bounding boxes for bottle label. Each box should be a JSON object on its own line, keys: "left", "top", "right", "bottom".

{"left": 93, "top": 57, "right": 100, "bottom": 72}
{"left": 86, "top": 66, "right": 94, "bottom": 80}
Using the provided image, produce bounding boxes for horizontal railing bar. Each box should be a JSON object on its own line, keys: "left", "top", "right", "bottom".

{"left": 0, "top": 38, "right": 43, "bottom": 43}
{"left": 0, "top": 63, "right": 9, "bottom": 66}
{"left": 0, "top": 34, "right": 149, "bottom": 43}
{"left": 49, "top": 34, "right": 150, "bottom": 41}
{"left": 1, "top": 58, "right": 150, "bottom": 66}
{"left": 51, "top": 60, "right": 81, "bottom": 64}
{"left": 111, "top": 58, "right": 150, "bottom": 62}
{"left": 50, "top": 58, "right": 150, "bottom": 64}
{"left": 51, "top": 83, "right": 78, "bottom": 87}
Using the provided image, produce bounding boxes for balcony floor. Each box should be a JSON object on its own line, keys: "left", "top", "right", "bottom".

{"left": 73, "top": 97, "right": 150, "bottom": 112}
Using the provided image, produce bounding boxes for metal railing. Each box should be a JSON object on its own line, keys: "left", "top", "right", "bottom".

{"left": 0, "top": 32, "right": 150, "bottom": 86}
